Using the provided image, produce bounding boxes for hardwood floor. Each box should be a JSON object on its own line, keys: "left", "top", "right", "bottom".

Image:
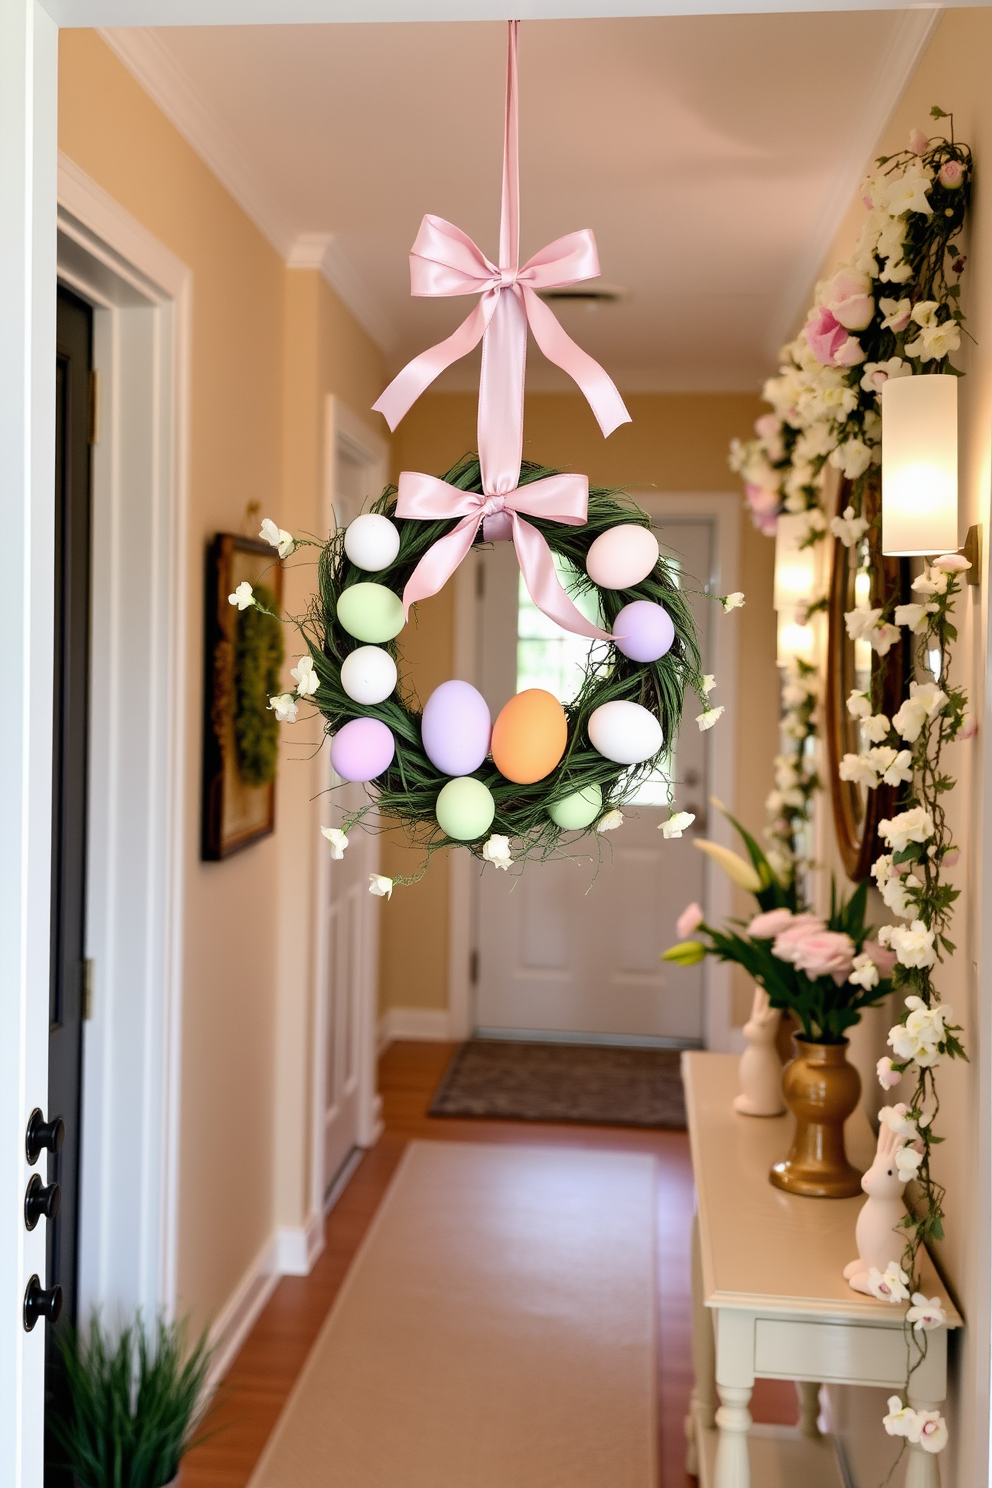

{"left": 183, "top": 1041, "right": 797, "bottom": 1487}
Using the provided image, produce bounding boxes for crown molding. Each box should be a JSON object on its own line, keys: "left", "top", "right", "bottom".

{"left": 287, "top": 233, "right": 394, "bottom": 351}
{"left": 766, "top": 4, "right": 940, "bottom": 360}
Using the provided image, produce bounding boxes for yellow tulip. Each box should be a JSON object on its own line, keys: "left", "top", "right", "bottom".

{"left": 693, "top": 838, "right": 763, "bottom": 892}
{"left": 661, "top": 940, "right": 707, "bottom": 966}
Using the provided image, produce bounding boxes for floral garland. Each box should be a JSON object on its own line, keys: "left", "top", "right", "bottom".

{"left": 763, "top": 658, "right": 820, "bottom": 885}
{"left": 835, "top": 551, "right": 971, "bottom": 1464}
{"left": 728, "top": 111, "right": 972, "bottom": 890}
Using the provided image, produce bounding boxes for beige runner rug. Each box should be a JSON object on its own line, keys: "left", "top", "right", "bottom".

{"left": 249, "top": 1140, "right": 658, "bottom": 1488}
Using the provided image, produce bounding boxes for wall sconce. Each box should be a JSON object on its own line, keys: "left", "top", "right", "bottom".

{"left": 777, "top": 612, "right": 815, "bottom": 666}
{"left": 774, "top": 513, "right": 818, "bottom": 665}
{"left": 882, "top": 373, "right": 958, "bottom": 556}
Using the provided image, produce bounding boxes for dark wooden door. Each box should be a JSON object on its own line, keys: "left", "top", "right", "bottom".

{"left": 47, "top": 286, "right": 94, "bottom": 1480}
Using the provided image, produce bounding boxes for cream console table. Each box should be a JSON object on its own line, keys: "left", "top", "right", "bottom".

{"left": 682, "top": 1052, "right": 961, "bottom": 1488}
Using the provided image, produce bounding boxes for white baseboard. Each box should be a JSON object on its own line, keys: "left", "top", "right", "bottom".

{"left": 275, "top": 1208, "right": 325, "bottom": 1277}
{"left": 378, "top": 1006, "right": 452, "bottom": 1049}
{"left": 207, "top": 1233, "right": 280, "bottom": 1388}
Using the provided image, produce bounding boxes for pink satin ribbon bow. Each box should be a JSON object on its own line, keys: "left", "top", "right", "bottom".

{"left": 373, "top": 21, "right": 630, "bottom": 638}
{"left": 396, "top": 471, "right": 612, "bottom": 641}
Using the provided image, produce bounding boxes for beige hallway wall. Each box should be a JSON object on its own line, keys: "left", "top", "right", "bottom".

{"left": 58, "top": 30, "right": 386, "bottom": 1332}
{"left": 380, "top": 390, "right": 776, "bottom": 1022}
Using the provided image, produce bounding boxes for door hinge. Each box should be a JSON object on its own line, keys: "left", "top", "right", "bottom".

{"left": 81, "top": 958, "right": 95, "bottom": 1021}
{"left": 88, "top": 369, "right": 100, "bottom": 446}
{"left": 469, "top": 948, "right": 479, "bottom": 985}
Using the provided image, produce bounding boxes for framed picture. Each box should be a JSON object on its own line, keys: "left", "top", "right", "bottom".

{"left": 201, "top": 533, "right": 284, "bottom": 860}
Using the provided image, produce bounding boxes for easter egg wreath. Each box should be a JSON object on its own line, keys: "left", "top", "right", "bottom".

{"left": 299, "top": 453, "right": 704, "bottom": 867}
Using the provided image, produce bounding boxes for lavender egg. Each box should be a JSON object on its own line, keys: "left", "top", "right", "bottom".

{"left": 330, "top": 717, "right": 395, "bottom": 783}
{"left": 421, "top": 680, "right": 492, "bottom": 776}
{"left": 613, "top": 601, "right": 675, "bottom": 662}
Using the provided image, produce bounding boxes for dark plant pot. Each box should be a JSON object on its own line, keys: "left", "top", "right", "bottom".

{"left": 770, "top": 1036, "right": 863, "bottom": 1198}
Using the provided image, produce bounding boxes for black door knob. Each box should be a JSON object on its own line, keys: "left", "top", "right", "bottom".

{"left": 25, "top": 1109, "right": 64, "bottom": 1166}
{"left": 23, "top": 1275, "right": 62, "bottom": 1332}
{"left": 24, "top": 1174, "right": 61, "bottom": 1231}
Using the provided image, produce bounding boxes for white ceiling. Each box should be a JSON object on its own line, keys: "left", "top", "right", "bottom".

{"left": 103, "top": 12, "right": 935, "bottom": 393}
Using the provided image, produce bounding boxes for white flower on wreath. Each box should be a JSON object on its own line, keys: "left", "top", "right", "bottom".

{"left": 291, "top": 655, "right": 319, "bottom": 697}
{"left": 883, "top": 1396, "right": 917, "bottom": 1440}
{"left": 872, "top": 854, "right": 921, "bottom": 920}
{"left": 320, "top": 826, "right": 349, "bottom": 859}
{"left": 879, "top": 806, "right": 934, "bottom": 853}
{"left": 228, "top": 580, "right": 255, "bottom": 610}
{"left": 879, "top": 921, "right": 937, "bottom": 973}
{"left": 868, "top": 746, "right": 914, "bottom": 787}
{"left": 829, "top": 440, "right": 873, "bottom": 481}
{"left": 895, "top": 602, "right": 939, "bottom": 634}
{"left": 596, "top": 810, "right": 624, "bottom": 832}
{"left": 482, "top": 834, "right": 513, "bottom": 870}
{"left": 887, "top": 993, "right": 949, "bottom": 1066}
{"left": 697, "top": 706, "right": 724, "bottom": 732}
{"left": 701, "top": 674, "right": 717, "bottom": 695}
{"left": 845, "top": 607, "right": 882, "bottom": 642}
{"left": 883, "top": 1399, "right": 949, "bottom": 1454}
{"left": 829, "top": 504, "right": 869, "bottom": 546}
{"left": 864, "top": 713, "right": 892, "bottom": 743}
{"left": 868, "top": 1261, "right": 911, "bottom": 1303}
{"left": 268, "top": 692, "right": 298, "bottom": 723}
{"left": 721, "top": 592, "right": 745, "bottom": 612}
{"left": 369, "top": 874, "right": 394, "bottom": 899}
{"left": 839, "top": 753, "right": 878, "bottom": 789}
{"left": 259, "top": 517, "right": 296, "bottom": 559}
{"left": 849, "top": 952, "right": 880, "bottom": 991}
{"left": 847, "top": 690, "right": 871, "bottom": 720}
{"left": 912, "top": 567, "right": 949, "bottom": 597}
{"left": 661, "top": 811, "right": 696, "bottom": 839}
{"left": 907, "top": 1294, "right": 947, "bottom": 1332}
{"left": 893, "top": 682, "right": 949, "bottom": 743}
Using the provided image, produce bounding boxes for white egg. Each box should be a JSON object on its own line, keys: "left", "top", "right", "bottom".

{"left": 340, "top": 645, "right": 398, "bottom": 705}
{"left": 344, "top": 513, "right": 401, "bottom": 572}
{"left": 586, "top": 524, "right": 659, "bottom": 590}
{"left": 588, "top": 700, "right": 663, "bottom": 765}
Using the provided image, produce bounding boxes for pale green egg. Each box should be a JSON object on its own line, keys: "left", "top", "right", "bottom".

{"left": 548, "top": 783, "right": 603, "bottom": 830}
{"left": 436, "top": 777, "right": 496, "bottom": 841}
{"left": 336, "top": 582, "right": 405, "bottom": 644}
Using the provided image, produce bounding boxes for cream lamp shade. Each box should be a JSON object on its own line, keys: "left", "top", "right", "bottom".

{"left": 773, "top": 512, "right": 818, "bottom": 611}
{"left": 882, "top": 373, "right": 958, "bottom": 556}
{"left": 777, "top": 610, "right": 815, "bottom": 666}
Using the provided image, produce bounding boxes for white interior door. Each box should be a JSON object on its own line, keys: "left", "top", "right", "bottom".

{"left": 315, "top": 401, "right": 387, "bottom": 1199}
{"left": 474, "top": 515, "right": 714, "bottom": 1046}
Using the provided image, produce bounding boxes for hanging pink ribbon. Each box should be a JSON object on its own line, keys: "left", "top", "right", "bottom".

{"left": 373, "top": 21, "right": 630, "bottom": 637}
{"left": 396, "top": 471, "right": 613, "bottom": 641}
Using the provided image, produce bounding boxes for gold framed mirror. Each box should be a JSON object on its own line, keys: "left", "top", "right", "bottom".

{"left": 825, "top": 479, "right": 908, "bottom": 881}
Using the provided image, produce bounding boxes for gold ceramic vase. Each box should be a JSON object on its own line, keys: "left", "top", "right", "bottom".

{"left": 770, "top": 1037, "right": 863, "bottom": 1198}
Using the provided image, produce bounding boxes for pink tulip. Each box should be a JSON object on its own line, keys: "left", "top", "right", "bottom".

{"left": 939, "top": 160, "right": 965, "bottom": 189}
{"left": 747, "top": 907, "right": 797, "bottom": 939}
{"left": 676, "top": 902, "right": 704, "bottom": 939}
{"left": 863, "top": 939, "right": 897, "bottom": 978}
{"left": 909, "top": 128, "right": 928, "bottom": 155}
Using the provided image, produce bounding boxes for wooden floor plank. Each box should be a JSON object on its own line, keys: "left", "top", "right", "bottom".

{"left": 182, "top": 1040, "right": 797, "bottom": 1488}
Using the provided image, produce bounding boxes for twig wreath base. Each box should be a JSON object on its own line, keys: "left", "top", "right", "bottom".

{"left": 302, "top": 455, "right": 704, "bottom": 868}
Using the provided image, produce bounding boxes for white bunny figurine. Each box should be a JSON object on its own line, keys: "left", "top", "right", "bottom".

{"left": 845, "top": 1106, "right": 914, "bottom": 1295}
{"left": 733, "top": 986, "right": 786, "bottom": 1117}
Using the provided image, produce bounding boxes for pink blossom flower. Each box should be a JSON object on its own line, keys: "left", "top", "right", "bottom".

{"left": 933, "top": 552, "right": 970, "bottom": 572}
{"left": 747, "top": 907, "right": 797, "bottom": 940}
{"left": 806, "top": 307, "right": 852, "bottom": 366}
{"left": 942, "top": 850, "right": 960, "bottom": 867}
{"left": 754, "top": 414, "right": 780, "bottom": 441}
{"left": 827, "top": 267, "right": 874, "bottom": 331}
{"left": 958, "top": 712, "right": 977, "bottom": 741}
{"left": 676, "top": 902, "right": 704, "bottom": 939}
{"left": 939, "top": 160, "right": 965, "bottom": 189}
{"left": 863, "top": 939, "right": 897, "bottom": 978}
{"left": 877, "top": 1057, "right": 903, "bottom": 1090}
{"left": 774, "top": 926, "right": 856, "bottom": 983}
{"left": 769, "top": 913, "right": 826, "bottom": 951}
{"left": 744, "top": 482, "right": 780, "bottom": 515}
{"left": 909, "top": 128, "right": 928, "bottom": 155}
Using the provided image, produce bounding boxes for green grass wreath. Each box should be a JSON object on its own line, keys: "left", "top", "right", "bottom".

{"left": 297, "top": 454, "right": 708, "bottom": 874}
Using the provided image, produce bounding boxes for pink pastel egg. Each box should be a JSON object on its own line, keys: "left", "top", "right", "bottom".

{"left": 613, "top": 601, "right": 675, "bottom": 662}
{"left": 421, "top": 679, "right": 492, "bottom": 776}
{"left": 330, "top": 717, "right": 395, "bottom": 783}
{"left": 586, "top": 524, "right": 659, "bottom": 589}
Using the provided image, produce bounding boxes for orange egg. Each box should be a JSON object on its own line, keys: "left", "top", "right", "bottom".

{"left": 491, "top": 689, "right": 568, "bottom": 784}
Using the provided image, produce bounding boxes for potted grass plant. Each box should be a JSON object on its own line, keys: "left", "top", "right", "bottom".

{"left": 664, "top": 806, "right": 895, "bottom": 1197}
{"left": 54, "top": 1313, "right": 215, "bottom": 1488}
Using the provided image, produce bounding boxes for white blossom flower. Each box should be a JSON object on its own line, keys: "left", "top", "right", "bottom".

{"left": 369, "top": 874, "right": 394, "bottom": 898}
{"left": 877, "top": 1056, "right": 902, "bottom": 1090}
{"left": 881, "top": 869, "right": 921, "bottom": 921}
{"left": 721, "top": 592, "right": 745, "bottom": 612}
{"left": 932, "top": 552, "right": 970, "bottom": 573}
{"left": 701, "top": 674, "right": 717, "bottom": 695}
{"left": 878, "top": 807, "right": 934, "bottom": 854}
{"left": 229, "top": 580, "right": 255, "bottom": 610}
{"left": 863, "top": 713, "right": 892, "bottom": 744}
{"left": 481, "top": 834, "right": 513, "bottom": 870}
{"left": 871, "top": 623, "right": 900, "bottom": 656}
{"left": 845, "top": 607, "right": 882, "bottom": 642}
{"left": 860, "top": 357, "right": 912, "bottom": 396}
{"left": 291, "top": 655, "right": 319, "bottom": 697}
{"left": 847, "top": 691, "right": 871, "bottom": 720}
{"left": 887, "top": 992, "right": 949, "bottom": 1064}
{"left": 830, "top": 505, "right": 869, "bottom": 547}
{"left": 661, "top": 811, "right": 696, "bottom": 839}
{"left": 883, "top": 167, "right": 933, "bottom": 217}
{"left": 895, "top": 602, "right": 939, "bottom": 634}
{"left": 906, "top": 1294, "right": 947, "bottom": 1332}
{"left": 596, "top": 810, "right": 624, "bottom": 832}
{"left": 868, "top": 746, "right": 913, "bottom": 787}
{"left": 259, "top": 517, "right": 296, "bottom": 559}
{"left": 268, "top": 692, "right": 298, "bottom": 723}
{"left": 829, "top": 441, "right": 873, "bottom": 480}
{"left": 912, "top": 567, "right": 948, "bottom": 596}
{"left": 320, "top": 826, "right": 349, "bottom": 859}
{"left": 879, "top": 920, "right": 937, "bottom": 972}
{"left": 914, "top": 1412, "right": 949, "bottom": 1453}
{"left": 849, "top": 953, "right": 880, "bottom": 990}
{"left": 884, "top": 1397, "right": 918, "bottom": 1439}
{"left": 839, "top": 753, "right": 879, "bottom": 789}
{"left": 697, "top": 707, "right": 724, "bottom": 732}
{"left": 906, "top": 319, "right": 961, "bottom": 362}
{"left": 895, "top": 1145, "right": 923, "bottom": 1182}
{"left": 868, "top": 1261, "right": 911, "bottom": 1303}
{"left": 879, "top": 300, "right": 913, "bottom": 332}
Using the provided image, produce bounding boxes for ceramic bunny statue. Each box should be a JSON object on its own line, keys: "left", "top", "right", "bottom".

{"left": 844, "top": 1108, "right": 912, "bottom": 1295}
{"left": 733, "top": 986, "right": 786, "bottom": 1117}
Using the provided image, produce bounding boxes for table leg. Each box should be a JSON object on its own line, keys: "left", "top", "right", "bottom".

{"left": 905, "top": 1394, "right": 942, "bottom": 1488}
{"left": 714, "top": 1383, "right": 753, "bottom": 1488}
{"left": 685, "top": 1214, "right": 717, "bottom": 1475}
{"left": 797, "top": 1381, "right": 822, "bottom": 1439}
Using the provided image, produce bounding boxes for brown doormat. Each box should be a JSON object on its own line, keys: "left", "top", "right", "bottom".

{"left": 429, "top": 1039, "right": 687, "bottom": 1129}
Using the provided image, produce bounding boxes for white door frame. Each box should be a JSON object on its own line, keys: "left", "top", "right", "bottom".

{"left": 56, "top": 157, "right": 191, "bottom": 1325}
